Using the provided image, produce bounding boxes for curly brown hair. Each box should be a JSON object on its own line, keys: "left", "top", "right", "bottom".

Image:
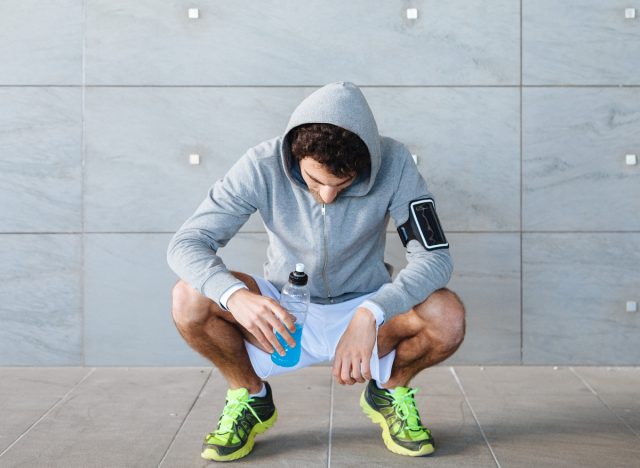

{"left": 289, "top": 123, "right": 371, "bottom": 179}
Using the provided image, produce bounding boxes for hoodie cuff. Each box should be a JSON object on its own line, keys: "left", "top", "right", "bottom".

{"left": 202, "top": 272, "right": 246, "bottom": 309}
{"left": 219, "top": 283, "right": 249, "bottom": 311}
{"left": 359, "top": 300, "right": 385, "bottom": 327}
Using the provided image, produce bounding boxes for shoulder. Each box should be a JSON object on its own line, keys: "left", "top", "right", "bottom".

{"left": 244, "top": 136, "right": 281, "bottom": 164}
{"left": 228, "top": 136, "right": 280, "bottom": 176}
{"left": 224, "top": 137, "right": 286, "bottom": 200}
{"left": 378, "top": 135, "right": 414, "bottom": 176}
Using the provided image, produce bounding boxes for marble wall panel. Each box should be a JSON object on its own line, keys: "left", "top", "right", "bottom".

{"left": 523, "top": 88, "right": 640, "bottom": 231}
{"left": 85, "top": 0, "right": 519, "bottom": 86}
{"left": 0, "top": 235, "right": 82, "bottom": 365}
{"left": 523, "top": 234, "right": 640, "bottom": 364}
{"left": 0, "top": 88, "right": 82, "bottom": 233}
{"left": 84, "top": 233, "right": 207, "bottom": 365}
{"left": 523, "top": 1, "right": 640, "bottom": 85}
{"left": 0, "top": 0, "right": 82, "bottom": 84}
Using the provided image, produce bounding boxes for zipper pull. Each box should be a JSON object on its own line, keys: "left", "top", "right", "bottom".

{"left": 322, "top": 203, "right": 326, "bottom": 216}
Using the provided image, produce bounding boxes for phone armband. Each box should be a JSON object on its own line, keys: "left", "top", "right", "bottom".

{"left": 397, "top": 198, "right": 449, "bottom": 251}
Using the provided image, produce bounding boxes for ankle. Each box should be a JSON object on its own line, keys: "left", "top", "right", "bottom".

{"left": 375, "top": 380, "right": 397, "bottom": 393}
{"left": 249, "top": 382, "right": 267, "bottom": 398}
{"left": 378, "top": 378, "right": 410, "bottom": 389}
{"left": 230, "top": 382, "right": 263, "bottom": 395}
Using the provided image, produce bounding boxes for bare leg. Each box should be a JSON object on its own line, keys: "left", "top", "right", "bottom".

{"left": 171, "top": 273, "right": 268, "bottom": 394}
{"left": 376, "top": 288, "right": 466, "bottom": 388}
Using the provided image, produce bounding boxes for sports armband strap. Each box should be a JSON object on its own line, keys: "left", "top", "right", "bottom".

{"left": 397, "top": 198, "right": 449, "bottom": 251}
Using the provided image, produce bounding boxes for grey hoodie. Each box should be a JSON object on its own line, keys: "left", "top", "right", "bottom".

{"left": 167, "top": 81, "right": 453, "bottom": 322}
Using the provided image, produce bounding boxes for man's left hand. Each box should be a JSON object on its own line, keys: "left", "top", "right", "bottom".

{"left": 332, "top": 307, "right": 377, "bottom": 385}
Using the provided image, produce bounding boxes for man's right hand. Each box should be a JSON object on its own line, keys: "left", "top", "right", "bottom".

{"left": 226, "top": 289, "right": 297, "bottom": 356}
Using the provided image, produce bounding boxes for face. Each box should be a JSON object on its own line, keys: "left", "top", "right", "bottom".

{"left": 299, "top": 157, "right": 356, "bottom": 204}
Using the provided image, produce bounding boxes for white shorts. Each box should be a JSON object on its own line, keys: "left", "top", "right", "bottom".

{"left": 244, "top": 276, "right": 396, "bottom": 384}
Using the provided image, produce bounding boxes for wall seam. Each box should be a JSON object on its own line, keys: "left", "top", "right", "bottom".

{"left": 3, "top": 84, "right": 640, "bottom": 88}
{"left": 80, "top": 0, "right": 87, "bottom": 367}
{"left": 4, "top": 231, "right": 639, "bottom": 235}
{"left": 519, "top": 0, "right": 524, "bottom": 364}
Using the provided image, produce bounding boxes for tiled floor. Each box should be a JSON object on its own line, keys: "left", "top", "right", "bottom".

{"left": 0, "top": 366, "right": 638, "bottom": 467}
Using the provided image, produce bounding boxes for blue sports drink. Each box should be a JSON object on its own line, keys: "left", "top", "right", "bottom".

{"left": 271, "top": 324, "right": 303, "bottom": 367}
{"left": 271, "top": 263, "right": 309, "bottom": 367}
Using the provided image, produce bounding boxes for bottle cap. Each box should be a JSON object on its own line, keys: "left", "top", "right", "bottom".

{"left": 289, "top": 263, "right": 308, "bottom": 286}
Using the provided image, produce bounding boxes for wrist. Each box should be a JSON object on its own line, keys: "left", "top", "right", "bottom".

{"left": 226, "top": 288, "right": 250, "bottom": 310}
{"left": 358, "top": 300, "right": 385, "bottom": 327}
{"left": 355, "top": 307, "right": 376, "bottom": 324}
{"left": 219, "top": 282, "right": 248, "bottom": 311}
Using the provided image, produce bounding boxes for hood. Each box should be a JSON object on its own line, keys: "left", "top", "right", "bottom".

{"left": 280, "top": 81, "right": 381, "bottom": 197}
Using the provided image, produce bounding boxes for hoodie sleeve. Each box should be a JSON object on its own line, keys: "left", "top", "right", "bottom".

{"left": 166, "top": 153, "right": 262, "bottom": 305}
{"left": 365, "top": 152, "right": 453, "bottom": 321}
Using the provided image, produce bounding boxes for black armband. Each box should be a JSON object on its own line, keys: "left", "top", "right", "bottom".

{"left": 397, "top": 198, "right": 449, "bottom": 251}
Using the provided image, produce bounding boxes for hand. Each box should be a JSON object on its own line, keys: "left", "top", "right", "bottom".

{"left": 332, "top": 307, "right": 377, "bottom": 385}
{"left": 226, "top": 289, "right": 297, "bottom": 356}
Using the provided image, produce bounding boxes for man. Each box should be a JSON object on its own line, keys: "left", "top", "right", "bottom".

{"left": 167, "top": 81, "right": 465, "bottom": 461}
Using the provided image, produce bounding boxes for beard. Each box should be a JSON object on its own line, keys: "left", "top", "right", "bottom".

{"left": 310, "top": 190, "right": 323, "bottom": 204}
{"left": 309, "top": 188, "right": 346, "bottom": 204}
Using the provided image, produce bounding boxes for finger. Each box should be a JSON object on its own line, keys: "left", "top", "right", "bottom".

{"left": 266, "top": 313, "right": 296, "bottom": 348}
{"left": 351, "top": 357, "right": 364, "bottom": 383}
{"left": 275, "top": 309, "right": 297, "bottom": 333}
{"left": 251, "top": 328, "right": 274, "bottom": 355}
{"left": 333, "top": 356, "right": 344, "bottom": 385}
{"left": 341, "top": 358, "right": 355, "bottom": 385}
{"left": 361, "top": 356, "right": 372, "bottom": 381}
{"left": 258, "top": 321, "right": 286, "bottom": 356}
{"left": 272, "top": 302, "right": 297, "bottom": 332}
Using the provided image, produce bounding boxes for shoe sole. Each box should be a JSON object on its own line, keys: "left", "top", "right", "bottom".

{"left": 201, "top": 409, "right": 278, "bottom": 462}
{"left": 360, "top": 392, "right": 435, "bottom": 457}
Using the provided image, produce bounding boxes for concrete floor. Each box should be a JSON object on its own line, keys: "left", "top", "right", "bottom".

{"left": 0, "top": 366, "right": 638, "bottom": 468}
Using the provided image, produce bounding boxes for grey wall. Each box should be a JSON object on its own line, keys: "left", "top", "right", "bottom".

{"left": 1, "top": 1, "right": 638, "bottom": 366}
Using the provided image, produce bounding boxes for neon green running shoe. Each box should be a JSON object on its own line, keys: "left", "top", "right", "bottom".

{"left": 201, "top": 382, "right": 277, "bottom": 462}
{"left": 360, "top": 379, "right": 435, "bottom": 457}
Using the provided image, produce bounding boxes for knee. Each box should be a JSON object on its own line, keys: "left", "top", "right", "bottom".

{"left": 419, "top": 288, "right": 466, "bottom": 353}
{"left": 171, "top": 280, "right": 213, "bottom": 330}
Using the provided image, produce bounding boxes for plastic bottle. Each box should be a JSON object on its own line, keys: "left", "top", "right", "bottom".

{"left": 271, "top": 263, "right": 309, "bottom": 367}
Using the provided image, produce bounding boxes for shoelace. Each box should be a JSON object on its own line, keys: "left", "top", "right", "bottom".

{"left": 391, "top": 388, "right": 427, "bottom": 432}
{"left": 212, "top": 395, "right": 263, "bottom": 438}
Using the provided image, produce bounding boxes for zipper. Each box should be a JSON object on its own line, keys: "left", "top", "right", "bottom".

{"left": 321, "top": 203, "right": 334, "bottom": 302}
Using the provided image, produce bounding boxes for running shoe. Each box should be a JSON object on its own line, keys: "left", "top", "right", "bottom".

{"left": 201, "top": 382, "right": 277, "bottom": 461}
{"left": 360, "top": 379, "right": 435, "bottom": 456}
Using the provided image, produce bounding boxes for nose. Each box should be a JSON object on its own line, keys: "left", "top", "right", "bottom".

{"left": 319, "top": 186, "right": 339, "bottom": 204}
